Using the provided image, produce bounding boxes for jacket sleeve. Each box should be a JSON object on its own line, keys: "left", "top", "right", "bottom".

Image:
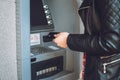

{"left": 67, "top": 32, "right": 120, "bottom": 56}
{"left": 67, "top": 0, "right": 120, "bottom": 56}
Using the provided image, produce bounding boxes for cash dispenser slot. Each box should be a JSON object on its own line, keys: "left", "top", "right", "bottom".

{"left": 31, "top": 56, "right": 63, "bottom": 80}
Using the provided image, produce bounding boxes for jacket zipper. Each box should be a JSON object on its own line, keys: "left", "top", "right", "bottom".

{"left": 79, "top": 6, "right": 90, "bottom": 10}
{"left": 103, "top": 58, "right": 120, "bottom": 73}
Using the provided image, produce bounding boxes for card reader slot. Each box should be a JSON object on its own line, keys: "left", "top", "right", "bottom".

{"left": 43, "top": 32, "right": 59, "bottom": 42}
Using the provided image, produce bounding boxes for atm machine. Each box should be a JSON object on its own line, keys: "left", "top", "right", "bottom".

{"left": 30, "top": 0, "right": 75, "bottom": 80}
{"left": 0, "top": 0, "right": 81, "bottom": 80}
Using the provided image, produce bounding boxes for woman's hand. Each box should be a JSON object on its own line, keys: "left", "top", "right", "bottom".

{"left": 53, "top": 32, "right": 69, "bottom": 48}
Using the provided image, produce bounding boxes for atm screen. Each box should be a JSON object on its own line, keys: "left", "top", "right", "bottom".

{"left": 30, "top": 0, "right": 54, "bottom": 31}
{"left": 30, "top": 0, "right": 48, "bottom": 26}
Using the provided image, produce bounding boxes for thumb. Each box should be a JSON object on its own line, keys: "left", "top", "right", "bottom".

{"left": 54, "top": 33, "right": 61, "bottom": 38}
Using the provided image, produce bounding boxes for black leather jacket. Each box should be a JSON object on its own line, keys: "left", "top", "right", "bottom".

{"left": 68, "top": 0, "right": 120, "bottom": 56}
{"left": 67, "top": 0, "right": 120, "bottom": 80}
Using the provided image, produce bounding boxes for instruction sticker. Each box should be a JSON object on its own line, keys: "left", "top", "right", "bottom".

{"left": 30, "top": 33, "right": 40, "bottom": 46}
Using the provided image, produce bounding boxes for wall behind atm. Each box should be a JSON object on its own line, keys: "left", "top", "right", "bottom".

{"left": 45, "top": 0, "right": 83, "bottom": 79}
{"left": 0, "top": 0, "right": 18, "bottom": 80}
